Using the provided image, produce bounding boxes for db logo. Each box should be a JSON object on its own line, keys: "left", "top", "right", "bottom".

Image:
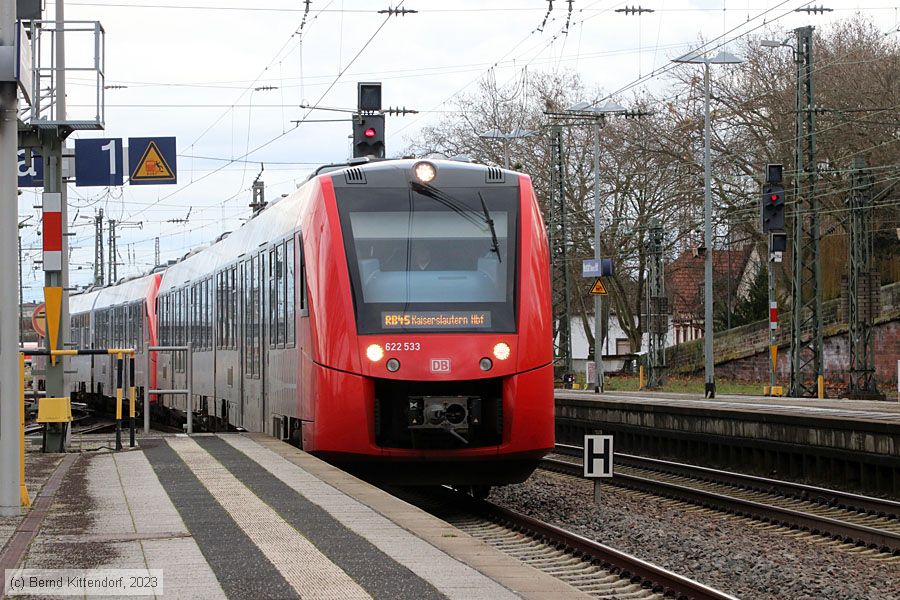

{"left": 430, "top": 358, "right": 451, "bottom": 373}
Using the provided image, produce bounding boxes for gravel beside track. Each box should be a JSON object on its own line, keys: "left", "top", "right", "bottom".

{"left": 490, "top": 470, "right": 900, "bottom": 600}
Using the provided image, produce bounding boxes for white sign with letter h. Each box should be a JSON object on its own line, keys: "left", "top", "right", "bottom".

{"left": 583, "top": 435, "right": 614, "bottom": 478}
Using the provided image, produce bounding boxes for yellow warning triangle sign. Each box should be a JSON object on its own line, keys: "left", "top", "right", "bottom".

{"left": 590, "top": 278, "right": 608, "bottom": 295}
{"left": 131, "top": 141, "right": 176, "bottom": 182}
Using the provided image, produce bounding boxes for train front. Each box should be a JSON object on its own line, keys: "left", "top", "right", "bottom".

{"left": 306, "top": 159, "right": 553, "bottom": 486}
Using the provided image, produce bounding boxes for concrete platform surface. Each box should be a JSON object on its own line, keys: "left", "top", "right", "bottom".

{"left": 0, "top": 434, "right": 590, "bottom": 600}
{"left": 557, "top": 389, "right": 900, "bottom": 424}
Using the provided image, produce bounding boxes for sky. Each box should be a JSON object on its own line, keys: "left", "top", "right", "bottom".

{"left": 15, "top": 0, "right": 900, "bottom": 301}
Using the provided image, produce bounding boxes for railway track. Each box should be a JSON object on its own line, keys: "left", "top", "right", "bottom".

{"left": 396, "top": 486, "right": 736, "bottom": 600}
{"left": 546, "top": 443, "right": 900, "bottom": 555}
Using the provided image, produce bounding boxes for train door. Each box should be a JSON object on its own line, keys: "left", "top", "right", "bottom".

{"left": 259, "top": 249, "right": 268, "bottom": 431}
{"left": 240, "top": 251, "right": 265, "bottom": 432}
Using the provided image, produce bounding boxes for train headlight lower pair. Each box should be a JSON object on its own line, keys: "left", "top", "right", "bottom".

{"left": 481, "top": 342, "right": 511, "bottom": 371}
{"left": 366, "top": 344, "right": 401, "bottom": 372}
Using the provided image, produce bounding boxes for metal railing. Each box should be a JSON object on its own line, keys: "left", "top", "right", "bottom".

{"left": 147, "top": 345, "right": 193, "bottom": 434}
{"left": 24, "top": 347, "right": 137, "bottom": 450}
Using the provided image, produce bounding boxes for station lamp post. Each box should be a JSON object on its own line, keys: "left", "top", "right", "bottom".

{"left": 478, "top": 127, "right": 537, "bottom": 169}
{"left": 565, "top": 101, "right": 627, "bottom": 393}
{"left": 671, "top": 50, "right": 743, "bottom": 398}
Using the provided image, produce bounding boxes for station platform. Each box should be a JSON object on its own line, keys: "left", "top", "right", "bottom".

{"left": 558, "top": 389, "right": 900, "bottom": 424}
{"left": 1, "top": 434, "right": 588, "bottom": 599}
{"left": 555, "top": 389, "right": 900, "bottom": 494}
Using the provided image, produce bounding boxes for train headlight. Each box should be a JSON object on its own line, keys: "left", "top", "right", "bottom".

{"left": 386, "top": 358, "right": 401, "bottom": 372}
{"left": 366, "top": 344, "right": 384, "bottom": 362}
{"left": 479, "top": 357, "right": 493, "bottom": 371}
{"left": 493, "top": 342, "right": 511, "bottom": 361}
{"left": 413, "top": 161, "right": 436, "bottom": 183}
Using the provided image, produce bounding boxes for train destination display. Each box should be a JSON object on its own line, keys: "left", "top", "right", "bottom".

{"left": 382, "top": 311, "right": 492, "bottom": 329}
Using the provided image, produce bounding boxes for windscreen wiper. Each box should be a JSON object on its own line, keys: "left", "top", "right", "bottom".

{"left": 410, "top": 181, "right": 502, "bottom": 262}
{"left": 478, "top": 192, "right": 502, "bottom": 264}
{"left": 409, "top": 181, "right": 484, "bottom": 229}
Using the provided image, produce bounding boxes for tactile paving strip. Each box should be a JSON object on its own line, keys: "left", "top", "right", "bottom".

{"left": 166, "top": 436, "right": 372, "bottom": 600}
{"left": 220, "top": 434, "right": 523, "bottom": 600}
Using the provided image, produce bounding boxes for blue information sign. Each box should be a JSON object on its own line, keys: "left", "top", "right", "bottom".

{"left": 74, "top": 138, "right": 125, "bottom": 187}
{"left": 582, "top": 258, "right": 614, "bottom": 278}
{"left": 128, "top": 137, "right": 177, "bottom": 185}
{"left": 17, "top": 149, "right": 44, "bottom": 188}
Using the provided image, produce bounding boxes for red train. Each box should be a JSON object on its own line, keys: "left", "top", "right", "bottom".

{"left": 69, "top": 159, "right": 554, "bottom": 486}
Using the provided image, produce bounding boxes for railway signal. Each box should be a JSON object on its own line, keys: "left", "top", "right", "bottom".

{"left": 761, "top": 183, "right": 785, "bottom": 233}
{"left": 352, "top": 114, "right": 385, "bottom": 158}
{"left": 762, "top": 164, "right": 786, "bottom": 397}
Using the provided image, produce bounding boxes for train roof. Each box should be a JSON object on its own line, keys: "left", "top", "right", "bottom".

{"left": 326, "top": 158, "right": 520, "bottom": 189}
{"left": 69, "top": 287, "right": 102, "bottom": 315}
{"left": 158, "top": 178, "right": 314, "bottom": 293}
{"left": 154, "top": 158, "right": 522, "bottom": 294}
{"left": 69, "top": 272, "right": 159, "bottom": 314}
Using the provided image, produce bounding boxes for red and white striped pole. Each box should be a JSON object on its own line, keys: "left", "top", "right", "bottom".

{"left": 42, "top": 192, "right": 63, "bottom": 271}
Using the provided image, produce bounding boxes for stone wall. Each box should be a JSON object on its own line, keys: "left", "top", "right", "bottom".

{"left": 667, "top": 281, "right": 900, "bottom": 390}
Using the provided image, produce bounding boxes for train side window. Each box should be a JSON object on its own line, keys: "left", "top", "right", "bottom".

{"left": 215, "top": 273, "right": 221, "bottom": 349}
{"left": 243, "top": 259, "right": 252, "bottom": 376}
{"left": 285, "top": 239, "right": 295, "bottom": 346}
{"left": 195, "top": 283, "right": 200, "bottom": 350}
{"left": 224, "top": 268, "right": 231, "bottom": 349}
{"left": 204, "top": 277, "right": 209, "bottom": 351}
{"left": 276, "top": 242, "right": 285, "bottom": 348}
{"left": 157, "top": 299, "right": 162, "bottom": 346}
{"left": 213, "top": 271, "right": 221, "bottom": 349}
{"left": 201, "top": 279, "right": 207, "bottom": 350}
{"left": 299, "top": 235, "right": 307, "bottom": 313}
{"left": 208, "top": 276, "right": 213, "bottom": 350}
{"left": 255, "top": 251, "right": 263, "bottom": 377}
{"left": 162, "top": 296, "right": 168, "bottom": 346}
{"left": 198, "top": 281, "right": 203, "bottom": 350}
{"left": 207, "top": 277, "right": 212, "bottom": 351}
{"left": 164, "top": 295, "right": 170, "bottom": 346}
{"left": 269, "top": 247, "right": 277, "bottom": 348}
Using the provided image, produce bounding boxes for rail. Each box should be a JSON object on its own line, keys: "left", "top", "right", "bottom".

{"left": 547, "top": 444, "right": 900, "bottom": 553}
{"left": 553, "top": 443, "right": 900, "bottom": 518}
{"left": 400, "top": 486, "right": 737, "bottom": 600}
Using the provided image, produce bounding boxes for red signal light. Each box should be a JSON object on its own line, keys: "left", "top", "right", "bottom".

{"left": 770, "top": 194, "right": 778, "bottom": 201}
{"left": 364, "top": 127, "right": 376, "bottom": 138}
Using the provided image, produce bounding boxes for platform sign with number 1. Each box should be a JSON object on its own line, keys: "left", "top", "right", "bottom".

{"left": 74, "top": 138, "right": 124, "bottom": 187}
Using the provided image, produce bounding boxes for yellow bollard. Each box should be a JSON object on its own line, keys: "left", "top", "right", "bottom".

{"left": 115, "top": 353, "right": 124, "bottom": 451}
{"left": 817, "top": 375, "right": 825, "bottom": 399}
{"left": 129, "top": 355, "right": 136, "bottom": 448}
{"left": 639, "top": 365, "right": 645, "bottom": 390}
{"left": 19, "top": 354, "right": 30, "bottom": 507}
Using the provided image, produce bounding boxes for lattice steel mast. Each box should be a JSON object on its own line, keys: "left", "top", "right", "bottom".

{"left": 94, "top": 208, "right": 104, "bottom": 285}
{"left": 847, "top": 158, "right": 878, "bottom": 397}
{"left": 790, "top": 26, "right": 824, "bottom": 397}
{"left": 548, "top": 125, "right": 573, "bottom": 375}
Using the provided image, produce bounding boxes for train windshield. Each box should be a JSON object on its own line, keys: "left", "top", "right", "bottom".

{"left": 337, "top": 185, "right": 519, "bottom": 334}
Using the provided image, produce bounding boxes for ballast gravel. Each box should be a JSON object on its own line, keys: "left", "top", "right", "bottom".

{"left": 489, "top": 470, "right": 900, "bottom": 600}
